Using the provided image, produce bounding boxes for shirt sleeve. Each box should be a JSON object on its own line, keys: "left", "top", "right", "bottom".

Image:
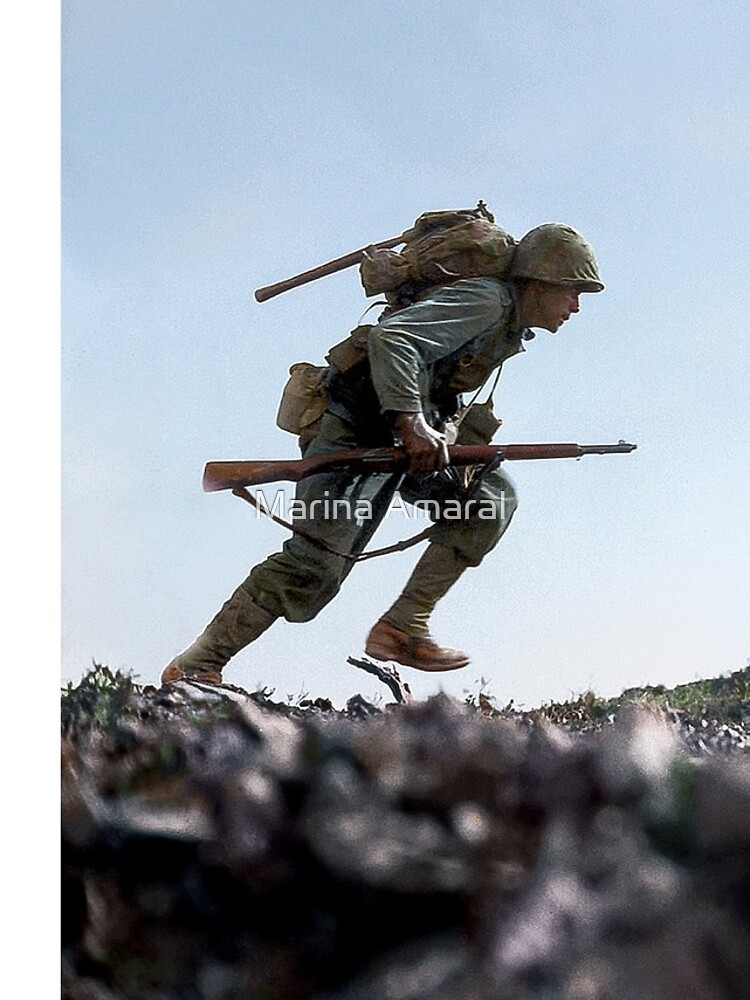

{"left": 367, "top": 277, "right": 511, "bottom": 413}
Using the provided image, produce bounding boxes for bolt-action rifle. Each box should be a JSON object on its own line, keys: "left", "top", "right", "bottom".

{"left": 202, "top": 441, "right": 637, "bottom": 492}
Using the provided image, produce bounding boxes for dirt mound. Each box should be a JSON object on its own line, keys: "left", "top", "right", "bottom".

{"left": 62, "top": 667, "right": 750, "bottom": 999}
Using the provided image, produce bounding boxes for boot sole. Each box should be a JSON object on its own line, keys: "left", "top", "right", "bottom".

{"left": 161, "top": 662, "right": 223, "bottom": 685}
{"left": 365, "top": 644, "right": 469, "bottom": 673}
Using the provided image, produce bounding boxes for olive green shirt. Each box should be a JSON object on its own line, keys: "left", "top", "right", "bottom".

{"left": 367, "top": 276, "right": 529, "bottom": 417}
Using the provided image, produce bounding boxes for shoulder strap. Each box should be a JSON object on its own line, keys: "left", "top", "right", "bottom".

{"left": 230, "top": 485, "right": 436, "bottom": 562}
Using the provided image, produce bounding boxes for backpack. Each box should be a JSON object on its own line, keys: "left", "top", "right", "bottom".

{"left": 359, "top": 201, "right": 517, "bottom": 312}
{"left": 276, "top": 203, "right": 515, "bottom": 449}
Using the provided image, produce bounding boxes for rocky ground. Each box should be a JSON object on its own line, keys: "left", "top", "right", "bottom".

{"left": 61, "top": 664, "right": 750, "bottom": 1000}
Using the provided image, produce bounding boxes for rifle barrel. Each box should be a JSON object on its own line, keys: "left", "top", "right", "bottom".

{"left": 202, "top": 442, "right": 637, "bottom": 492}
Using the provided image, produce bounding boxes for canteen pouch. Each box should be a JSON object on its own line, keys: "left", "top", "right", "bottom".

{"left": 454, "top": 400, "right": 502, "bottom": 445}
{"left": 449, "top": 399, "right": 503, "bottom": 490}
{"left": 276, "top": 362, "right": 329, "bottom": 450}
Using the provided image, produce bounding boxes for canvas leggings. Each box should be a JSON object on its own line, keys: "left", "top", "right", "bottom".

{"left": 241, "top": 414, "right": 518, "bottom": 623}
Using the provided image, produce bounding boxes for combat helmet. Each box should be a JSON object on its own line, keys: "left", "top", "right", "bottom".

{"left": 510, "top": 223, "right": 604, "bottom": 292}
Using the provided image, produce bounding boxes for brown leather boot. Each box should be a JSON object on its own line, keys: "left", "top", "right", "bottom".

{"left": 161, "top": 588, "right": 276, "bottom": 685}
{"left": 365, "top": 619, "right": 470, "bottom": 673}
{"left": 160, "top": 661, "right": 224, "bottom": 685}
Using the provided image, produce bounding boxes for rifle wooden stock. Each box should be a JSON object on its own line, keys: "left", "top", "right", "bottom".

{"left": 202, "top": 441, "right": 637, "bottom": 492}
{"left": 254, "top": 235, "right": 403, "bottom": 302}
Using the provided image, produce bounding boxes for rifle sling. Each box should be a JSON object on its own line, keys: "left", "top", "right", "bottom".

{"left": 231, "top": 486, "right": 435, "bottom": 562}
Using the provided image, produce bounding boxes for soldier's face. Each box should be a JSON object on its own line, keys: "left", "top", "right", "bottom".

{"left": 520, "top": 282, "right": 581, "bottom": 333}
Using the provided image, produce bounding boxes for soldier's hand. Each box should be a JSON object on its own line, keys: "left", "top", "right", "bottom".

{"left": 394, "top": 412, "right": 450, "bottom": 474}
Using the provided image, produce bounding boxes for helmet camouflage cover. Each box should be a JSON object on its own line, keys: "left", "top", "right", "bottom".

{"left": 510, "top": 223, "right": 604, "bottom": 292}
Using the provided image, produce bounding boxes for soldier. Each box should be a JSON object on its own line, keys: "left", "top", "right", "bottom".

{"left": 163, "top": 223, "right": 604, "bottom": 684}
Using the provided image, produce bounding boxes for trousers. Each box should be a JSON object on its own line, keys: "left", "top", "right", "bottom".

{"left": 241, "top": 414, "right": 518, "bottom": 623}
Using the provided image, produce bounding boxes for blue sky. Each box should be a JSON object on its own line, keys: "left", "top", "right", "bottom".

{"left": 60, "top": 0, "right": 749, "bottom": 707}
